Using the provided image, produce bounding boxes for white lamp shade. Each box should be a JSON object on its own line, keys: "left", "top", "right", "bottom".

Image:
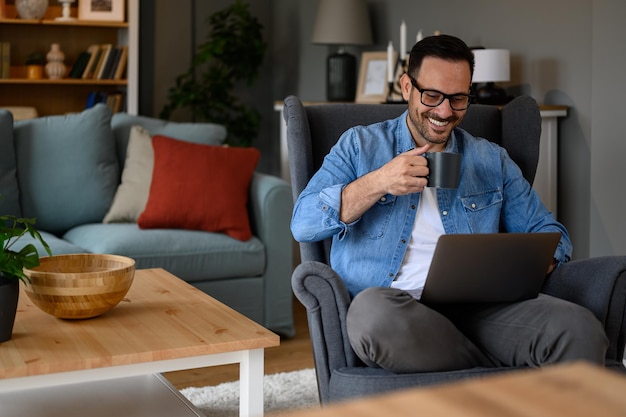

{"left": 472, "top": 49, "right": 510, "bottom": 83}
{"left": 312, "top": 0, "right": 373, "bottom": 45}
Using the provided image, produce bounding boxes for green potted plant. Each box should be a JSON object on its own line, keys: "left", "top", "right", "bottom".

{"left": 159, "top": 0, "right": 266, "bottom": 147}
{"left": 0, "top": 210, "right": 52, "bottom": 342}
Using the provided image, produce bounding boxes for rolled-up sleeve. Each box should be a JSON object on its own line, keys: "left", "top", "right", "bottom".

{"left": 292, "top": 183, "right": 349, "bottom": 242}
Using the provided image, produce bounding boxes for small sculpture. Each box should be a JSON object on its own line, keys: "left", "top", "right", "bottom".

{"left": 45, "top": 43, "right": 66, "bottom": 80}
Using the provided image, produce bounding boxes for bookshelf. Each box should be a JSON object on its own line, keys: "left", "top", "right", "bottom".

{"left": 0, "top": 0, "right": 138, "bottom": 116}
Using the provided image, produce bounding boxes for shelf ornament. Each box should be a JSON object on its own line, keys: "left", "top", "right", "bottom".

{"left": 15, "top": 0, "right": 49, "bottom": 19}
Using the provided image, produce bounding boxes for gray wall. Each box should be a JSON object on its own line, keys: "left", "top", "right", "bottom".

{"left": 147, "top": 0, "right": 626, "bottom": 259}
{"left": 590, "top": 0, "right": 626, "bottom": 257}
{"left": 150, "top": 0, "right": 277, "bottom": 174}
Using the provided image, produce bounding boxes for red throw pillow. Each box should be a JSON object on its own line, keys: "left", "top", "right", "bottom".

{"left": 138, "top": 135, "right": 260, "bottom": 241}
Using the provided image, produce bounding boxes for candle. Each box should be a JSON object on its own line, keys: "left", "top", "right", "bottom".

{"left": 400, "top": 20, "right": 407, "bottom": 61}
{"left": 416, "top": 29, "right": 423, "bottom": 43}
{"left": 387, "top": 41, "right": 394, "bottom": 83}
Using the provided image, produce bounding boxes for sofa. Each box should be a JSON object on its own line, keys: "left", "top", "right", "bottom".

{"left": 0, "top": 104, "right": 294, "bottom": 337}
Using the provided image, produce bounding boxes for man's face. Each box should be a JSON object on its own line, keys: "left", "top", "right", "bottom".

{"left": 401, "top": 57, "right": 472, "bottom": 151}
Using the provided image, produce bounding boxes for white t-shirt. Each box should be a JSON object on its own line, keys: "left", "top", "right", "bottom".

{"left": 391, "top": 187, "right": 445, "bottom": 299}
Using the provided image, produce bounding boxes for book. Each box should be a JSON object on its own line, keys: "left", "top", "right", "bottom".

{"left": 1, "top": 42, "right": 10, "bottom": 79}
{"left": 85, "top": 91, "right": 98, "bottom": 108}
{"left": 81, "top": 44, "right": 100, "bottom": 79}
{"left": 85, "top": 90, "right": 109, "bottom": 109}
{"left": 93, "top": 43, "right": 112, "bottom": 80}
{"left": 108, "top": 45, "right": 125, "bottom": 79}
{"left": 113, "top": 45, "right": 128, "bottom": 80}
{"left": 101, "top": 46, "right": 120, "bottom": 80}
{"left": 106, "top": 92, "right": 124, "bottom": 113}
{"left": 68, "top": 51, "right": 91, "bottom": 79}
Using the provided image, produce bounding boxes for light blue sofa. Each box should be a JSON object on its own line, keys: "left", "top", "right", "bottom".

{"left": 0, "top": 104, "right": 294, "bottom": 337}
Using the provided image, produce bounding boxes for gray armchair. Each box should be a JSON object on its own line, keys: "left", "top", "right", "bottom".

{"left": 284, "top": 95, "right": 626, "bottom": 404}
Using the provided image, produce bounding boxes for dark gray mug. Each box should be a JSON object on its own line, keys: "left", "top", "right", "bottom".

{"left": 424, "top": 152, "right": 462, "bottom": 189}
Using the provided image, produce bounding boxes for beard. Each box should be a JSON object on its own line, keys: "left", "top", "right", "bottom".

{"left": 408, "top": 109, "right": 460, "bottom": 147}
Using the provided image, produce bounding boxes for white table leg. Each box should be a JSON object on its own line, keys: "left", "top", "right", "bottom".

{"left": 239, "top": 348, "right": 265, "bottom": 417}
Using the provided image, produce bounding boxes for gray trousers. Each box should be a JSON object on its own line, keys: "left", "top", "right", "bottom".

{"left": 346, "top": 287, "right": 609, "bottom": 373}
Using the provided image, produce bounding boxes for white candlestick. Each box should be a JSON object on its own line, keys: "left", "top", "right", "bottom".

{"left": 416, "top": 29, "right": 423, "bottom": 43}
{"left": 400, "top": 20, "right": 407, "bottom": 61}
{"left": 387, "top": 41, "right": 394, "bottom": 83}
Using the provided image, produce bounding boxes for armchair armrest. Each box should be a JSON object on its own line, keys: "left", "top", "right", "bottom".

{"left": 292, "top": 261, "right": 361, "bottom": 403}
{"left": 248, "top": 172, "right": 294, "bottom": 337}
{"left": 542, "top": 256, "right": 626, "bottom": 363}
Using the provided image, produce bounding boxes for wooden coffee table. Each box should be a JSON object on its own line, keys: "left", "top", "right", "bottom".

{"left": 0, "top": 268, "right": 280, "bottom": 417}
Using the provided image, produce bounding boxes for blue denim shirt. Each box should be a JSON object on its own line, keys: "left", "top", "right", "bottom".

{"left": 291, "top": 111, "right": 572, "bottom": 297}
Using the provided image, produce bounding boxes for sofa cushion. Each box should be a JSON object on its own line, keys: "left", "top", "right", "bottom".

{"left": 104, "top": 119, "right": 229, "bottom": 224}
{"left": 14, "top": 230, "right": 89, "bottom": 257}
{"left": 13, "top": 104, "right": 118, "bottom": 234}
{"left": 103, "top": 125, "right": 154, "bottom": 223}
{"left": 63, "top": 223, "right": 265, "bottom": 281}
{"left": 110, "top": 113, "right": 227, "bottom": 165}
{"left": 138, "top": 136, "right": 260, "bottom": 241}
{"left": 0, "top": 110, "right": 21, "bottom": 217}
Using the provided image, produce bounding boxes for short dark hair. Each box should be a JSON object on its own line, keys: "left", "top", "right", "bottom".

{"left": 407, "top": 34, "right": 475, "bottom": 81}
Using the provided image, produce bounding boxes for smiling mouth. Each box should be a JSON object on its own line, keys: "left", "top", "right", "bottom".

{"left": 428, "top": 117, "right": 450, "bottom": 128}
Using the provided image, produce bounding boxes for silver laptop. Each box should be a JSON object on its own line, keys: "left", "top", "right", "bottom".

{"left": 420, "top": 232, "right": 561, "bottom": 304}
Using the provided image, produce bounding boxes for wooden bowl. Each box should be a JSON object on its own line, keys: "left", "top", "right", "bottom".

{"left": 23, "top": 254, "right": 135, "bottom": 319}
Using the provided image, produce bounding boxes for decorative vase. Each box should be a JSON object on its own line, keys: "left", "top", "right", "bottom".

{"left": 45, "top": 43, "right": 66, "bottom": 80}
{"left": 15, "top": 0, "right": 49, "bottom": 19}
{"left": 0, "top": 274, "right": 19, "bottom": 343}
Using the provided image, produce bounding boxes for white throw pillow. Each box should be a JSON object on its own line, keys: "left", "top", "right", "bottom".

{"left": 103, "top": 125, "right": 154, "bottom": 223}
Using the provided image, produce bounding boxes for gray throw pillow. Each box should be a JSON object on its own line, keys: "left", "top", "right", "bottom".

{"left": 110, "top": 112, "right": 227, "bottom": 165}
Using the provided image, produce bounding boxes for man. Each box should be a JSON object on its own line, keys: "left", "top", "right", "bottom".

{"left": 291, "top": 35, "right": 608, "bottom": 373}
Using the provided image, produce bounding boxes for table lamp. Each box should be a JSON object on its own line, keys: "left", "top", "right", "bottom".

{"left": 312, "top": 0, "right": 373, "bottom": 101}
{"left": 472, "top": 49, "right": 510, "bottom": 105}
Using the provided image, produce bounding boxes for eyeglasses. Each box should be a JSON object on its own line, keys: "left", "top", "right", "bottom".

{"left": 408, "top": 76, "right": 473, "bottom": 111}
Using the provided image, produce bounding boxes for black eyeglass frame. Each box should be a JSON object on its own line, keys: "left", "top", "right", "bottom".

{"left": 408, "top": 75, "right": 474, "bottom": 111}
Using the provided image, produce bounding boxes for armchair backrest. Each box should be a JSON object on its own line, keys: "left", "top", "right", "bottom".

{"left": 284, "top": 95, "right": 542, "bottom": 265}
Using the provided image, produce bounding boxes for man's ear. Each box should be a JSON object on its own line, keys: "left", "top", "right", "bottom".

{"left": 399, "top": 73, "right": 413, "bottom": 102}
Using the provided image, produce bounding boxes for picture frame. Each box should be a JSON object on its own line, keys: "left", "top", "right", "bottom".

{"left": 79, "top": 0, "right": 125, "bottom": 22}
{"left": 356, "top": 51, "right": 398, "bottom": 104}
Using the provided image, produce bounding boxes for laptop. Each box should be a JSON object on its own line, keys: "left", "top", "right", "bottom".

{"left": 420, "top": 232, "right": 561, "bottom": 305}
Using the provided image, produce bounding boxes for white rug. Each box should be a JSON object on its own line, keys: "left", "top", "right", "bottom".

{"left": 181, "top": 368, "right": 320, "bottom": 417}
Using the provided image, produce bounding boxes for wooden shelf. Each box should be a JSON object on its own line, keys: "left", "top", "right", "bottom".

{"left": 0, "top": 17, "right": 128, "bottom": 28}
{"left": 0, "top": 1, "right": 139, "bottom": 116}
{"left": 0, "top": 78, "right": 127, "bottom": 86}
